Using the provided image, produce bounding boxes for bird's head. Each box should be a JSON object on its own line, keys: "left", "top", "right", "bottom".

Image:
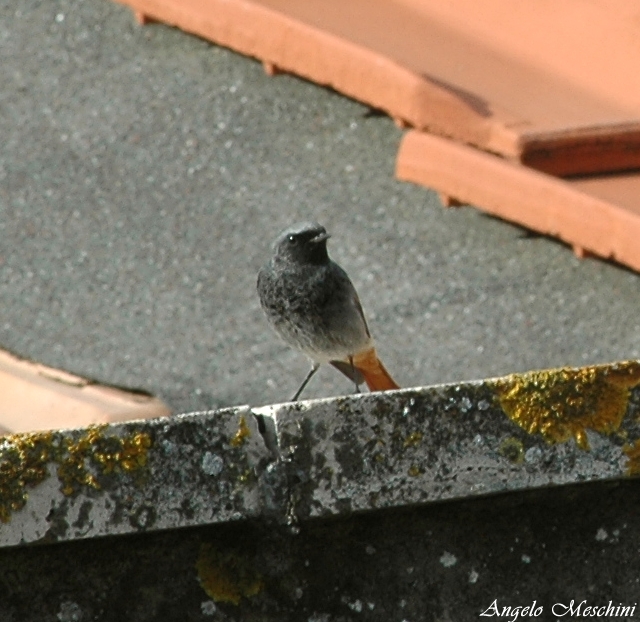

{"left": 272, "top": 221, "right": 331, "bottom": 265}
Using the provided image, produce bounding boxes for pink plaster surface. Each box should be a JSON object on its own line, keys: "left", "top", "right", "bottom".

{"left": 0, "top": 350, "right": 170, "bottom": 435}
{"left": 115, "top": 0, "right": 640, "bottom": 175}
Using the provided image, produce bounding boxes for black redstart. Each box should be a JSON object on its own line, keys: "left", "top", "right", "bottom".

{"left": 257, "top": 221, "right": 399, "bottom": 401}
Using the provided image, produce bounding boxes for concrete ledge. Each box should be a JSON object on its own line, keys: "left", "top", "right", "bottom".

{"left": 3, "top": 360, "right": 640, "bottom": 619}
{"left": 0, "top": 407, "right": 271, "bottom": 546}
{"left": 2, "top": 360, "right": 639, "bottom": 547}
{"left": 261, "top": 364, "right": 639, "bottom": 522}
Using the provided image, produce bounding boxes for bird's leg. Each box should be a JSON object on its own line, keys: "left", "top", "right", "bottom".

{"left": 291, "top": 363, "right": 320, "bottom": 401}
{"left": 349, "top": 356, "right": 361, "bottom": 394}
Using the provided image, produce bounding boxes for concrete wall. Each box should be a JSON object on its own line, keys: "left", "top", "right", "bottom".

{"left": 1, "top": 361, "right": 639, "bottom": 620}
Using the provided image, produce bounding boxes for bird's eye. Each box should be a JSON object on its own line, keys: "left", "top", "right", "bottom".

{"left": 287, "top": 235, "right": 298, "bottom": 245}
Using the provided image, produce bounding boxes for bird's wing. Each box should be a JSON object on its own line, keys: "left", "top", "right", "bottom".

{"left": 351, "top": 291, "right": 371, "bottom": 339}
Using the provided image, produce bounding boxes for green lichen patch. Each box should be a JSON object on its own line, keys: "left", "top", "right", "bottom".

{"left": 623, "top": 439, "right": 640, "bottom": 476}
{"left": 403, "top": 431, "right": 423, "bottom": 449}
{"left": 196, "top": 542, "right": 264, "bottom": 605}
{"left": 499, "top": 437, "right": 524, "bottom": 464}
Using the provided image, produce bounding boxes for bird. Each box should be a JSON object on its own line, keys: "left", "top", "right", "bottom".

{"left": 257, "top": 221, "right": 399, "bottom": 401}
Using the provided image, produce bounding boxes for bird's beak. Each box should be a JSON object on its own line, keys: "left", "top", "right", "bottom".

{"left": 310, "top": 232, "right": 330, "bottom": 244}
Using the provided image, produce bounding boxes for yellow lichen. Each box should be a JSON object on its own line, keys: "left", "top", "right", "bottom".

{"left": 0, "top": 425, "right": 152, "bottom": 521}
{"left": 58, "top": 426, "right": 107, "bottom": 495}
{"left": 499, "top": 437, "right": 524, "bottom": 464}
{"left": 623, "top": 439, "right": 640, "bottom": 476}
{"left": 58, "top": 426, "right": 153, "bottom": 495}
{"left": 236, "top": 468, "right": 255, "bottom": 485}
{"left": 0, "top": 431, "right": 55, "bottom": 523}
{"left": 92, "top": 431, "right": 152, "bottom": 474}
{"left": 196, "top": 542, "right": 264, "bottom": 605}
{"left": 407, "top": 465, "right": 421, "bottom": 477}
{"left": 403, "top": 431, "right": 423, "bottom": 448}
{"left": 230, "top": 416, "right": 251, "bottom": 448}
{"left": 495, "top": 361, "right": 640, "bottom": 450}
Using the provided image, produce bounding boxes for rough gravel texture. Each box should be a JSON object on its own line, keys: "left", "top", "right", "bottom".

{"left": 2, "top": 0, "right": 640, "bottom": 415}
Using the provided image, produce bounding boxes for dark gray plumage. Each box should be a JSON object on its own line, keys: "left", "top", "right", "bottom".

{"left": 257, "top": 222, "right": 399, "bottom": 401}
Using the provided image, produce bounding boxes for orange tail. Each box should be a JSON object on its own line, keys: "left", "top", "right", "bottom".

{"left": 352, "top": 347, "right": 400, "bottom": 392}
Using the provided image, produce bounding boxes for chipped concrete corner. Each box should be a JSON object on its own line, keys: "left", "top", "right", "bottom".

{"left": 2, "top": 360, "right": 640, "bottom": 548}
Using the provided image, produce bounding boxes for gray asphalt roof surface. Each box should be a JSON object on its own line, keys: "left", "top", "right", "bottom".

{"left": 2, "top": 0, "right": 640, "bottom": 414}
